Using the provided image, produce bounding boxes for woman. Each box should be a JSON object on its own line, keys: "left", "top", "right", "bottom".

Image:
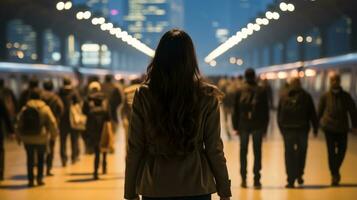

{"left": 124, "top": 29, "right": 231, "bottom": 200}
{"left": 82, "top": 82, "right": 110, "bottom": 180}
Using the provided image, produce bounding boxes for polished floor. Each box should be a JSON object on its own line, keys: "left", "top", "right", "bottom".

{"left": 1, "top": 114, "right": 357, "bottom": 200}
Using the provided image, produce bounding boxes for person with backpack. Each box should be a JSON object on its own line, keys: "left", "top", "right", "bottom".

{"left": 0, "top": 78, "right": 18, "bottom": 123}
{"left": 58, "top": 78, "right": 81, "bottom": 166}
{"left": 82, "top": 82, "right": 111, "bottom": 180}
{"left": 232, "top": 68, "right": 269, "bottom": 189}
{"left": 18, "top": 77, "right": 41, "bottom": 109}
{"left": 318, "top": 73, "right": 357, "bottom": 186}
{"left": 16, "top": 89, "right": 57, "bottom": 187}
{"left": 41, "top": 80, "right": 64, "bottom": 176}
{"left": 277, "top": 78, "right": 318, "bottom": 188}
{"left": 0, "top": 97, "right": 15, "bottom": 181}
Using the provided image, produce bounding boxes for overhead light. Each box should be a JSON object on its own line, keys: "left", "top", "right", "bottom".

{"left": 265, "top": 11, "right": 274, "bottom": 20}
{"left": 272, "top": 12, "right": 280, "bottom": 20}
{"left": 279, "top": 2, "right": 288, "bottom": 12}
{"left": 209, "top": 60, "right": 217, "bottom": 67}
{"left": 98, "top": 17, "right": 105, "bottom": 24}
{"left": 76, "top": 12, "right": 84, "bottom": 20}
{"left": 91, "top": 18, "right": 99, "bottom": 25}
{"left": 262, "top": 18, "right": 269, "bottom": 25}
{"left": 83, "top": 11, "right": 91, "bottom": 19}
{"left": 64, "top": 1, "right": 72, "bottom": 10}
{"left": 306, "top": 36, "right": 313, "bottom": 43}
{"left": 253, "top": 24, "right": 261, "bottom": 31}
{"left": 297, "top": 36, "right": 304, "bottom": 43}
{"left": 287, "top": 3, "right": 295, "bottom": 12}
{"left": 56, "top": 2, "right": 65, "bottom": 11}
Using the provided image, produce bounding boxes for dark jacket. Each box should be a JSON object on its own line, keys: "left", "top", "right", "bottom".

{"left": 102, "top": 82, "right": 123, "bottom": 123}
{"left": 0, "top": 99, "right": 14, "bottom": 138}
{"left": 82, "top": 91, "right": 110, "bottom": 147}
{"left": 41, "top": 90, "right": 64, "bottom": 123}
{"left": 277, "top": 87, "right": 318, "bottom": 133}
{"left": 0, "top": 86, "right": 17, "bottom": 121}
{"left": 232, "top": 82, "right": 270, "bottom": 132}
{"left": 58, "top": 86, "right": 81, "bottom": 130}
{"left": 318, "top": 87, "right": 357, "bottom": 133}
{"left": 124, "top": 84, "right": 231, "bottom": 199}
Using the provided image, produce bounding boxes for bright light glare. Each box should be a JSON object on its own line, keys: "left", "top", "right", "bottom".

{"left": 229, "top": 57, "right": 237, "bottom": 64}
{"left": 288, "top": 4, "right": 295, "bottom": 12}
{"left": 83, "top": 11, "right": 91, "bottom": 19}
{"left": 92, "top": 18, "right": 98, "bottom": 25}
{"left": 209, "top": 60, "right": 217, "bottom": 67}
{"left": 56, "top": 2, "right": 65, "bottom": 11}
{"left": 265, "top": 11, "right": 274, "bottom": 20}
{"left": 297, "top": 36, "right": 304, "bottom": 43}
{"left": 98, "top": 17, "right": 105, "bottom": 24}
{"left": 64, "top": 1, "right": 72, "bottom": 10}
{"left": 273, "top": 12, "right": 280, "bottom": 20}
{"left": 253, "top": 24, "right": 261, "bottom": 31}
{"left": 76, "top": 12, "right": 84, "bottom": 20}
{"left": 279, "top": 2, "right": 288, "bottom": 11}
{"left": 262, "top": 18, "right": 269, "bottom": 25}
{"left": 306, "top": 36, "right": 313, "bottom": 43}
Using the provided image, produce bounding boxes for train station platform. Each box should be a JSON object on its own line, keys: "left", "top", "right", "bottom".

{"left": 0, "top": 117, "right": 357, "bottom": 200}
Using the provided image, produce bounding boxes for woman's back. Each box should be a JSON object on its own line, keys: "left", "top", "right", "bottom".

{"left": 124, "top": 29, "right": 231, "bottom": 200}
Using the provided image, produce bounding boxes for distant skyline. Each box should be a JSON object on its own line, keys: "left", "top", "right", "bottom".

{"left": 75, "top": 0, "right": 274, "bottom": 74}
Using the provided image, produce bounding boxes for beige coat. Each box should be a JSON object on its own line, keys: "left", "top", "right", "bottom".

{"left": 16, "top": 100, "right": 58, "bottom": 145}
{"left": 124, "top": 85, "right": 231, "bottom": 199}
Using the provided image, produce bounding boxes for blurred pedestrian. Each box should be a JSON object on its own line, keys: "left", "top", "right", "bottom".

{"left": 0, "top": 78, "right": 17, "bottom": 123}
{"left": 16, "top": 89, "right": 57, "bottom": 187}
{"left": 232, "top": 68, "right": 270, "bottom": 188}
{"left": 82, "top": 82, "right": 111, "bottom": 180}
{"left": 101, "top": 74, "right": 123, "bottom": 134}
{"left": 0, "top": 97, "right": 15, "bottom": 181}
{"left": 318, "top": 73, "right": 357, "bottom": 186}
{"left": 277, "top": 78, "right": 318, "bottom": 188}
{"left": 41, "top": 80, "right": 64, "bottom": 176}
{"left": 18, "top": 76, "right": 41, "bottom": 109}
{"left": 58, "top": 78, "right": 81, "bottom": 166}
{"left": 124, "top": 29, "right": 231, "bottom": 200}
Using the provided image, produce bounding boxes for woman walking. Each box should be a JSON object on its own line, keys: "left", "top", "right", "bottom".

{"left": 124, "top": 29, "right": 231, "bottom": 200}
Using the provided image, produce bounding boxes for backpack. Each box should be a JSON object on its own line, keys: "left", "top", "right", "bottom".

{"left": 19, "top": 106, "right": 42, "bottom": 135}
{"left": 69, "top": 103, "right": 87, "bottom": 131}
{"left": 279, "top": 90, "right": 307, "bottom": 128}
{"left": 239, "top": 87, "right": 258, "bottom": 121}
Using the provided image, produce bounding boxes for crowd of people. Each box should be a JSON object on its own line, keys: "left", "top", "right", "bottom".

{"left": 218, "top": 68, "right": 357, "bottom": 189}
{"left": 0, "top": 74, "right": 132, "bottom": 186}
{"left": 0, "top": 29, "right": 357, "bottom": 200}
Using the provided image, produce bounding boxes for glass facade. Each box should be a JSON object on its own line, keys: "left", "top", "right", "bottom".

{"left": 6, "top": 19, "right": 37, "bottom": 63}
{"left": 43, "top": 29, "right": 61, "bottom": 65}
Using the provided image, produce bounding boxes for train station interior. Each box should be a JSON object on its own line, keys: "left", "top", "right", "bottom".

{"left": 1, "top": 0, "right": 357, "bottom": 200}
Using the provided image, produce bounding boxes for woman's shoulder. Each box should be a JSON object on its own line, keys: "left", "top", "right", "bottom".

{"left": 199, "top": 82, "right": 224, "bottom": 102}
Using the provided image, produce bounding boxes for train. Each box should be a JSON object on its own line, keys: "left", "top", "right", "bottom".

{"left": 0, "top": 62, "right": 141, "bottom": 97}
{"left": 255, "top": 53, "right": 357, "bottom": 106}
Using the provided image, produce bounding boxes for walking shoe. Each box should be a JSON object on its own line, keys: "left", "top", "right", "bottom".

{"left": 102, "top": 167, "right": 107, "bottom": 175}
{"left": 37, "top": 179, "right": 45, "bottom": 186}
{"left": 28, "top": 181, "right": 35, "bottom": 187}
{"left": 297, "top": 177, "right": 304, "bottom": 185}
{"left": 46, "top": 171, "right": 54, "bottom": 177}
{"left": 93, "top": 174, "right": 99, "bottom": 180}
{"left": 241, "top": 180, "right": 247, "bottom": 188}
{"left": 285, "top": 183, "right": 295, "bottom": 188}
{"left": 331, "top": 174, "right": 341, "bottom": 186}
{"left": 254, "top": 180, "right": 262, "bottom": 189}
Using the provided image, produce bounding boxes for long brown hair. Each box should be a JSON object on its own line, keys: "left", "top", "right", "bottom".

{"left": 145, "top": 29, "right": 203, "bottom": 153}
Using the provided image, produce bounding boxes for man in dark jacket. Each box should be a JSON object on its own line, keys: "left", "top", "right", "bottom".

{"left": 0, "top": 98, "right": 14, "bottom": 181}
{"left": 232, "top": 68, "right": 270, "bottom": 188}
{"left": 101, "top": 75, "right": 123, "bottom": 133}
{"left": 58, "top": 78, "right": 81, "bottom": 166}
{"left": 41, "top": 80, "right": 64, "bottom": 175}
{"left": 318, "top": 73, "right": 357, "bottom": 186}
{"left": 277, "top": 78, "right": 318, "bottom": 188}
{"left": 0, "top": 78, "right": 17, "bottom": 123}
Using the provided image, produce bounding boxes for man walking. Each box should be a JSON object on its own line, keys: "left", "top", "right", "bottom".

{"left": 277, "top": 78, "right": 318, "bottom": 188}
{"left": 232, "top": 68, "right": 270, "bottom": 188}
{"left": 318, "top": 73, "right": 357, "bottom": 186}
